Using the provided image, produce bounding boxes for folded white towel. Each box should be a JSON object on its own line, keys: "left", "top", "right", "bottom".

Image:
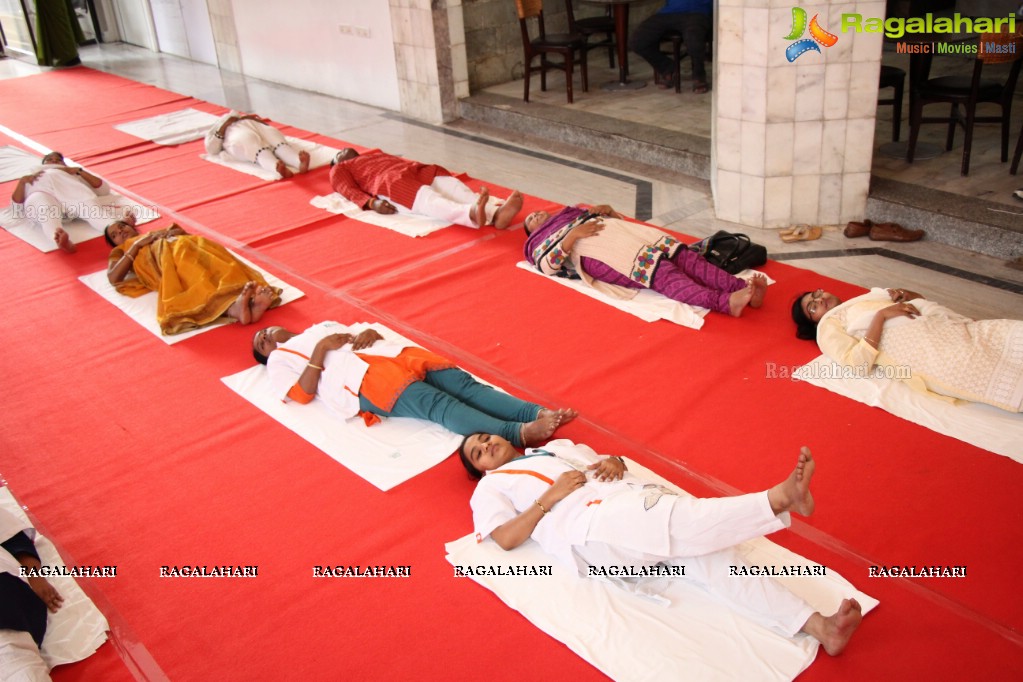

{"left": 114, "top": 108, "right": 221, "bottom": 145}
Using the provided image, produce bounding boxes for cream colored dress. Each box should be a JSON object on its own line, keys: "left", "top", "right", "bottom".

{"left": 817, "top": 288, "right": 1023, "bottom": 412}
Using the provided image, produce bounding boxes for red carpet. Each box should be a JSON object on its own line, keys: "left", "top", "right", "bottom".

{"left": 1, "top": 68, "right": 1020, "bottom": 680}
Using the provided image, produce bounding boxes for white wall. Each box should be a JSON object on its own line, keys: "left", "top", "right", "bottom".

{"left": 231, "top": 0, "right": 400, "bottom": 111}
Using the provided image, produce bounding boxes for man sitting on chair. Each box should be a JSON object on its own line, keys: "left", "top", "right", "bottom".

{"left": 630, "top": 0, "right": 712, "bottom": 94}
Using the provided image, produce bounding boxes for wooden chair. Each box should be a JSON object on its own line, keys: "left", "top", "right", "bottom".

{"left": 906, "top": 32, "right": 1022, "bottom": 175}
{"left": 515, "top": 0, "right": 588, "bottom": 104}
{"left": 563, "top": 0, "right": 615, "bottom": 69}
{"left": 1012, "top": 119, "right": 1022, "bottom": 174}
{"left": 878, "top": 65, "right": 906, "bottom": 142}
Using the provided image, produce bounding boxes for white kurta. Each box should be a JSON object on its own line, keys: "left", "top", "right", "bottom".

{"left": 470, "top": 440, "right": 815, "bottom": 637}
{"left": 818, "top": 288, "right": 1023, "bottom": 412}
{"left": 265, "top": 321, "right": 413, "bottom": 421}
{"left": 19, "top": 164, "right": 113, "bottom": 239}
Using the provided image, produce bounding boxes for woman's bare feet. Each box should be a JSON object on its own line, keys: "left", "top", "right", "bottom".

{"left": 801, "top": 599, "right": 862, "bottom": 655}
{"left": 249, "top": 284, "right": 278, "bottom": 323}
{"left": 748, "top": 273, "right": 768, "bottom": 308}
{"left": 226, "top": 282, "right": 256, "bottom": 324}
{"left": 54, "top": 227, "right": 76, "bottom": 253}
{"left": 276, "top": 159, "right": 293, "bottom": 179}
{"left": 768, "top": 446, "right": 815, "bottom": 516}
{"left": 728, "top": 285, "right": 754, "bottom": 317}
{"left": 470, "top": 187, "right": 490, "bottom": 227}
{"left": 492, "top": 190, "right": 524, "bottom": 230}
{"left": 298, "top": 150, "right": 311, "bottom": 174}
{"left": 520, "top": 409, "right": 564, "bottom": 446}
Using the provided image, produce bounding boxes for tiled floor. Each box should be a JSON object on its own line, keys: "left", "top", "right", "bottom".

{"left": 1, "top": 43, "right": 1020, "bottom": 323}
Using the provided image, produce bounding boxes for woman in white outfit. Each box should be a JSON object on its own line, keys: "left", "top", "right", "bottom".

{"left": 204, "top": 111, "right": 310, "bottom": 179}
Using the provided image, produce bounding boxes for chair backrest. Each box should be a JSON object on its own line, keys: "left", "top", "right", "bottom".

{"left": 978, "top": 31, "right": 1022, "bottom": 66}
{"left": 515, "top": 0, "right": 546, "bottom": 42}
{"left": 515, "top": 0, "right": 542, "bottom": 21}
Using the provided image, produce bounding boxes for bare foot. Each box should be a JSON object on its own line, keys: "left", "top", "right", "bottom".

{"left": 768, "top": 446, "right": 815, "bottom": 516}
{"left": 226, "top": 282, "right": 256, "bottom": 325}
{"left": 54, "top": 228, "right": 76, "bottom": 254}
{"left": 492, "top": 190, "right": 524, "bottom": 230}
{"left": 748, "top": 273, "right": 768, "bottom": 308}
{"left": 520, "top": 410, "right": 562, "bottom": 446}
{"left": 470, "top": 187, "right": 490, "bottom": 227}
{"left": 276, "top": 160, "right": 293, "bottom": 179}
{"left": 802, "top": 599, "right": 862, "bottom": 655}
{"left": 298, "top": 150, "right": 311, "bottom": 174}
{"left": 728, "top": 285, "right": 753, "bottom": 317}
{"left": 540, "top": 407, "right": 578, "bottom": 426}
{"left": 249, "top": 284, "right": 278, "bottom": 323}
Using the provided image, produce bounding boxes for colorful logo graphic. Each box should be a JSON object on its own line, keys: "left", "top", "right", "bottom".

{"left": 784, "top": 7, "right": 838, "bottom": 62}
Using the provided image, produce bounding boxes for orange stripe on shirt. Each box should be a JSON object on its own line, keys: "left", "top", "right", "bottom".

{"left": 489, "top": 469, "right": 555, "bottom": 485}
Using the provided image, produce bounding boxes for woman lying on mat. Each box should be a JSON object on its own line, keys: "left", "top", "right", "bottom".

{"left": 205, "top": 111, "right": 310, "bottom": 179}
{"left": 524, "top": 204, "right": 767, "bottom": 317}
{"left": 105, "top": 221, "right": 282, "bottom": 335}
{"left": 792, "top": 287, "right": 1023, "bottom": 412}
{"left": 460, "top": 436, "right": 862, "bottom": 656}
{"left": 1, "top": 507, "right": 63, "bottom": 681}
{"left": 252, "top": 321, "right": 576, "bottom": 446}
{"left": 10, "top": 151, "right": 131, "bottom": 254}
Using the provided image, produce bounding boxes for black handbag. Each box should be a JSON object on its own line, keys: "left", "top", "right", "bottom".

{"left": 689, "top": 231, "right": 767, "bottom": 274}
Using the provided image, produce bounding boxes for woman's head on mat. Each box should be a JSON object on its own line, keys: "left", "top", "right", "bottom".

{"left": 459, "top": 432, "right": 519, "bottom": 480}
{"left": 523, "top": 210, "right": 550, "bottom": 235}
{"left": 104, "top": 220, "right": 139, "bottom": 247}
{"left": 330, "top": 148, "right": 360, "bottom": 167}
{"left": 791, "top": 289, "right": 840, "bottom": 340}
{"left": 41, "top": 151, "right": 65, "bottom": 165}
{"left": 252, "top": 325, "right": 295, "bottom": 364}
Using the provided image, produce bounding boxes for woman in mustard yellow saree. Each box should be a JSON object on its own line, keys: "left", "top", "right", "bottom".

{"left": 105, "top": 221, "right": 281, "bottom": 335}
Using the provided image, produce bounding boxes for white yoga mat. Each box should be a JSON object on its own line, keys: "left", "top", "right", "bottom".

{"left": 78, "top": 249, "right": 304, "bottom": 344}
{"left": 310, "top": 193, "right": 451, "bottom": 238}
{"left": 795, "top": 355, "right": 1023, "bottom": 462}
{"left": 515, "top": 261, "right": 774, "bottom": 329}
{"left": 113, "top": 108, "right": 220, "bottom": 145}
{"left": 0, "top": 487, "right": 110, "bottom": 669}
{"left": 221, "top": 323, "right": 465, "bottom": 490}
{"left": 202, "top": 137, "right": 339, "bottom": 180}
{"left": 445, "top": 454, "right": 877, "bottom": 682}
{"left": 0, "top": 198, "right": 159, "bottom": 253}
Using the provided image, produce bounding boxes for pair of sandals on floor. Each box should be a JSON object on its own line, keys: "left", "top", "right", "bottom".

{"left": 654, "top": 68, "right": 708, "bottom": 94}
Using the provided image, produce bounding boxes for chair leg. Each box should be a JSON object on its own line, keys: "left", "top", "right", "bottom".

{"left": 906, "top": 101, "right": 922, "bottom": 163}
{"left": 580, "top": 51, "right": 588, "bottom": 93}
{"left": 891, "top": 80, "right": 904, "bottom": 142}
{"left": 540, "top": 56, "right": 548, "bottom": 92}
{"left": 1011, "top": 120, "right": 1023, "bottom": 174}
{"left": 946, "top": 103, "right": 958, "bottom": 151}
{"left": 523, "top": 62, "right": 531, "bottom": 103}
{"left": 674, "top": 40, "right": 682, "bottom": 94}
{"left": 1000, "top": 103, "right": 1012, "bottom": 162}
{"left": 961, "top": 104, "right": 976, "bottom": 176}
{"left": 607, "top": 40, "right": 615, "bottom": 69}
{"left": 566, "top": 53, "right": 574, "bottom": 104}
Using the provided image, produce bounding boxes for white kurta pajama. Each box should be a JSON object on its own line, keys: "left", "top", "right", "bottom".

{"left": 470, "top": 440, "right": 816, "bottom": 637}
{"left": 818, "top": 288, "right": 1023, "bottom": 412}
{"left": 204, "top": 112, "right": 303, "bottom": 174}
{"left": 18, "top": 164, "right": 116, "bottom": 241}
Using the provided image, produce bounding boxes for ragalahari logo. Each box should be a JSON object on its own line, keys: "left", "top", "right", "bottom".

{"left": 784, "top": 7, "right": 838, "bottom": 62}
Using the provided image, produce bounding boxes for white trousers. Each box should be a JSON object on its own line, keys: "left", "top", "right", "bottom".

{"left": 383, "top": 176, "right": 500, "bottom": 228}
{"left": 222, "top": 120, "right": 302, "bottom": 173}
{"left": 0, "top": 629, "right": 50, "bottom": 682}
{"left": 22, "top": 192, "right": 116, "bottom": 241}
{"left": 581, "top": 491, "right": 815, "bottom": 637}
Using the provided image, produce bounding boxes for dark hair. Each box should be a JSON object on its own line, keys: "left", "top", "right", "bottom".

{"left": 791, "top": 292, "right": 817, "bottom": 340}
{"left": 103, "top": 223, "right": 117, "bottom": 248}
{"left": 458, "top": 433, "right": 486, "bottom": 480}
{"left": 253, "top": 345, "right": 269, "bottom": 365}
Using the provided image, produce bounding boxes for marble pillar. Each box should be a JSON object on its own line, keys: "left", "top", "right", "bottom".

{"left": 713, "top": 1, "right": 887, "bottom": 228}
{"left": 389, "top": 0, "right": 470, "bottom": 124}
